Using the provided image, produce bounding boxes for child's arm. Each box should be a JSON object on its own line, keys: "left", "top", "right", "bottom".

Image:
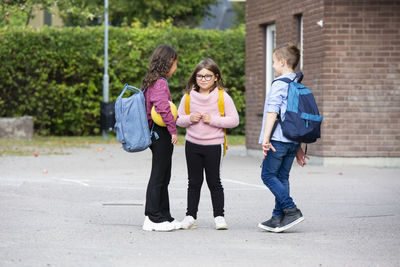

{"left": 261, "top": 112, "right": 277, "bottom": 158}
{"left": 150, "top": 79, "right": 177, "bottom": 135}
{"left": 261, "top": 80, "right": 287, "bottom": 157}
{"left": 207, "top": 93, "right": 239, "bottom": 129}
{"left": 262, "top": 112, "right": 277, "bottom": 143}
{"left": 176, "top": 95, "right": 190, "bottom": 128}
{"left": 296, "top": 145, "right": 310, "bottom": 167}
{"left": 176, "top": 94, "right": 201, "bottom": 127}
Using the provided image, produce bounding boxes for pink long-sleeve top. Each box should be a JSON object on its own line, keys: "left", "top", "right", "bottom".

{"left": 176, "top": 87, "right": 239, "bottom": 145}
{"left": 144, "top": 78, "right": 177, "bottom": 135}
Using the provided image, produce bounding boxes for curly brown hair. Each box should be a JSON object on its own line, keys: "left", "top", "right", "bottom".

{"left": 185, "top": 58, "right": 225, "bottom": 93}
{"left": 141, "top": 45, "right": 178, "bottom": 89}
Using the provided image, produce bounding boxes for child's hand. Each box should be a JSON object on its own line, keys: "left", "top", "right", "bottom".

{"left": 171, "top": 134, "right": 178, "bottom": 145}
{"left": 190, "top": 113, "right": 202, "bottom": 123}
{"left": 202, "top": 113, "right": 211, "bottom": 124}
{"left": 262, "top": 140, "right": 276, "bottom": 159}
{"left": 296, "top": 146, "right": 310, "bottom": 167}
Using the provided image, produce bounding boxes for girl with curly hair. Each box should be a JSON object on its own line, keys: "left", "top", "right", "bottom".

{"left": 142, "top": 45, "right": 179, "bottom": 232}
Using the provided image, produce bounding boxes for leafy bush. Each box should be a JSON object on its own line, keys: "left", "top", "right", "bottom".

{"left": 0, "top": 24, "right": 245, "bottom": 135}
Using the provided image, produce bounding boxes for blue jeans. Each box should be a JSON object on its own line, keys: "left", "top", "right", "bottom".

{"left": 261, "top": 140, "right": 299, "bottom": 218}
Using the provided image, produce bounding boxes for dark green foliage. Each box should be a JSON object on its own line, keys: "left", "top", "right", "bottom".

{"left": 1, "top": 0, "right": 218, "bottom": 28}
{"left": 107, "top": 0, "right": 218, "bottom": 27}
{"left": 0, "top": 25, "right": 245, "bottom": 135}
{"left": 232, "top": 2, "right": 246, "bottom": 27}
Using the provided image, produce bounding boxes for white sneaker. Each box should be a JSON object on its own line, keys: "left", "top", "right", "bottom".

{"left": 170, "top": 219, "right": 182, "bottom": 230}
{"left": 214, "top": 216, "right": 228, "bottom": 230}
{"left": 142, "top": 216, "right": 174, "bottom": 232}
{"left": 180, "top": 215, "right": 197, "bottom": 229}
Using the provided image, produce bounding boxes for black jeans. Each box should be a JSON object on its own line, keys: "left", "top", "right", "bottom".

{"left": 144, "top": 124, "right": 174, "bottom": 223}
{"left": 185, "top": 141, "right": 224, "bottom": 219}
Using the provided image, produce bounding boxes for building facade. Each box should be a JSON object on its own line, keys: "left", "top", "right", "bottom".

{"left": 245, "top": 0, "right": 400, "bottom": 164}
{"left": 28, "top": 6, "right": 64, "bottom": 28}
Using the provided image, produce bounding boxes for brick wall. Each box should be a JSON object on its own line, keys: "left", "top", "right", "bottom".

{"left": 246, "top": 0, "right": 400, "bottom": 157}
{"left": 321, "top": 0, "right": 400, "bottom": 157}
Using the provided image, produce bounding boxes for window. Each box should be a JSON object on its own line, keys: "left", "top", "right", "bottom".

{"left": 265, "top": 24, "right": 276, "bottom": 95}
{"left": 295, "top": 14, "right": 303, "bottom": 71}
{"left": 44, "top": 10, "right": 52, "bottom": 26}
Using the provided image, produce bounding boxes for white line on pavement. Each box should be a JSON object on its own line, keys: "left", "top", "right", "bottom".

{"left": 60, "top": 179, "right": 90, "bottom": 187}
{"left": 222, "top": 178, "right": 265, "bottom": 189}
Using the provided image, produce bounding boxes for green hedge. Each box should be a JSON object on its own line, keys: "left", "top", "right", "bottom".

{"left": 0, "top": 25, "right": 245, "bottom": 135}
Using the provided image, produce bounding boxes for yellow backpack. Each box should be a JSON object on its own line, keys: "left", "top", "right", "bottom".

{"left": 184, "top": 89, "right": 227, "bottom": 156}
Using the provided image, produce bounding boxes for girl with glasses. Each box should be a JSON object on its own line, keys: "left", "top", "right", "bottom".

{"left": 176, "top": 58, "right": 239, "bottom": 230}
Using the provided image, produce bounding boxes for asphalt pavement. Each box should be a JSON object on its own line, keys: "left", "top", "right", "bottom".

{"left": 1, "top": 144, "right": 399, "bottom": 267}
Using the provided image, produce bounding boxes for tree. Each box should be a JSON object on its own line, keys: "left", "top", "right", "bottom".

{"left": 1, "top": 0, "right": 218, "bottom": 27}
{"left": 107, "top": 0, "right": 218, "bottom": 27}
{"left": 231, "top": 1, "right": 245, "bottom": 26}
{"left": 1, "top": 0, "right": 31, "bottom": 26}
{"left": 0, "top": 0, "right": 100, "bottom": 26}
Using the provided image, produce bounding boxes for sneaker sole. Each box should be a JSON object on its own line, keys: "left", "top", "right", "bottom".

{"left": 216, "top": 226, "right": 228, "bottom": 230}
{"left": 181, "top": 224, "right": 197, "bottom": 230}
{"left": 142, "top": 227, "right": 174, "bottom": 232}
{"left": 142, "top": 224, "right": 174, "bottom": 232}
{"left": 257, "top": 223, "right": 279, "bottom": 232}
{"left": 274, "top": 217, "right": 304, "bottom": 233}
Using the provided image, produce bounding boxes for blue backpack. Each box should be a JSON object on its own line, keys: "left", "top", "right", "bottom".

{"left": 114, "top": 84, "right": 152, "bottom": 152}
{"left": 273, "top": 73, "right": 323, "bottom": 144}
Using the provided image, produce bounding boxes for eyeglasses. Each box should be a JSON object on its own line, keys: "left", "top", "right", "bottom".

{"left": 196, "top": 74, "right": 214, "bottom": 81}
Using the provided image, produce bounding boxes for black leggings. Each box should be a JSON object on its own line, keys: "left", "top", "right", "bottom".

{"left": 144, "top": 124, "right": 174, "bottom": 223}
{"left": 185, "top": 141, "right": 224, "bottom": 219}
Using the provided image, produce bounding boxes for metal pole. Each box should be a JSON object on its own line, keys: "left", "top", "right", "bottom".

{"left": 102, "top": 0, "right": 109, "bottom": 139}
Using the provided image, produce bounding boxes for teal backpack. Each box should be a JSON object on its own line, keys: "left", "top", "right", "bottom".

{"left": 273, "top": 73, "right": 323, "bottom": 144}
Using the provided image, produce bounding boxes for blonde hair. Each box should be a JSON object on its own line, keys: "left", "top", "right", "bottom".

{"left": 273, "top": 43, "right": 300, "bottom": 70}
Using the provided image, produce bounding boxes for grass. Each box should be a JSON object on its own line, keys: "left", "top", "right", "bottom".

{"left": 0, "top": 135, "right": 118, "bottom": 156}
{"left": 0, "top": 134, "right": 245, "bottom": 156}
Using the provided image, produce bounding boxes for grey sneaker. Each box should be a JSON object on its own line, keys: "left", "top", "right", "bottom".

{"left": 275, "top": 207, "right": 304, "bottom": 233}
{"left": 258, "top": 216, "right": 282, "bottom": 232}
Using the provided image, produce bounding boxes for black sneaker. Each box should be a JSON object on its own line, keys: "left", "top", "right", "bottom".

{"left": 258, "top": 216, "right": 282, "bottom": 232}
{"left": 275, "top": 207, "right": 304, "bottom": 233}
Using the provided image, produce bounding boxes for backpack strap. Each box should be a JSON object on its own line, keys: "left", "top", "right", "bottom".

{"left": 271, "top": 71, "right": 303, "bottom": 85}
{"left": 135, "top": 84, "right": 157, "bottom": 140}
{"left": 150, "top": 123, "right": 159, "bottom": 140}
{"left": 270, "top": 75, "right": 296, "bottom": 136}
{"left": 270, "top": 79, "right": 291, "bottom": 134}
{"left": 217, "top": 89, "right": 227, "bottom": 156}
{"left": 119, "top": 84, "right": 143, "bottom": 98}
{"left": 296, "top": 72, "right": 303, "bottom": 83}
{"left": 272, "top": 77, "right": 293, "bottom": 85}
{"left": 185, "top": 93, "right": 190, "bottom": 115}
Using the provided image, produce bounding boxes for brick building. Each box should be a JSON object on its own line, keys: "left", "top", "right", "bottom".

{"left": 245, "top": 0, "right": 400, "bottom": 165}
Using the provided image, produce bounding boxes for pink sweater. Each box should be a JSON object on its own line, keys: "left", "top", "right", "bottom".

{"left": 144, "top": 78, "right": 177, "bottom": 135}
{"left": 176, "top": 88, "right": 239, "bottom": 145}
